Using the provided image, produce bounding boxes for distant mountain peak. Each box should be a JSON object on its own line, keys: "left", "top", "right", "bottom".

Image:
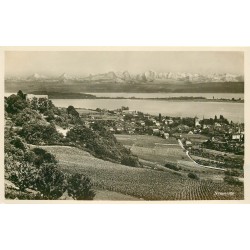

{"left": 59, "top": 73, "right": 72, "bottom": 79}
{"left": 27, "top": 73, "right": 47, "bottom": 80}
{"left": 8, "top": 70, "right": 244, "bottom": 84}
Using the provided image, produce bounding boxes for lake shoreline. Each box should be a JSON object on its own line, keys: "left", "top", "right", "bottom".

{"left": 50, "top": 96, "right": 244, "bottom": 103}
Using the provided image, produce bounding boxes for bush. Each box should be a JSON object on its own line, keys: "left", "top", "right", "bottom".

{"left": 8, "top": 162, "right": 38, "bottom": 192}
{"left": 10, "top": 136, "right": 26, "bottom": 151}
{"left": 164, "top": 163, "right": 180, "bottom": 171}
{"left": 188, "top": 172, "right": 199, "bottom": 180}
{"left": 67, "top": 173, "right": 95, "bottom": 200}
{"left": 35, "top": 163, "right": 67, "bottom": 200}
{"left": 121, "top": 155, "right": 141, "bottom": 167}
{"left": 30, "top": 97, "right": 55, "bottom": 114}
{"left": 19, "top": 122, "right": 63, "bottom": 145}
{"left": 5, "top": 188, "right": 42, "bottom": 200}
{"left": 5, "top": 93, "right": 28, "bottom": 114}
{"left": 14, "top": 108, "right": 42, "bottom": 126}
{"left": 31, "top": 148, "right": 57, "bottom": 166}
{"left": 225, "top": 170, "right": 241, "bottom": 177}
{"left": 67, "top": 105, "right": 79, "bottom": 118}
{"left": 224, "top": 176, "right": 243, "bottom": 186}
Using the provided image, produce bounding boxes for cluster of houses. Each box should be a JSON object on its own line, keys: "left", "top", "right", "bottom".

{"left": 79, "top": 107, "right": 244, "bottom": 155}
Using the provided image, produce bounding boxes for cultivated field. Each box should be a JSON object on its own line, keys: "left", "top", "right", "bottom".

{"left": 115, "top": 134, "right": 190, "bottom": 164}
{"left": 180, "top": 133, "right": 209, "bottom": 145}
{"left": 39, "top": 145, "right": 244, "bottom": 200}
{"left": 115, "top": 134, "right": 228, "bottom": 180}
{"left": 75, "top": 108, "right": 98, "bottom": 115}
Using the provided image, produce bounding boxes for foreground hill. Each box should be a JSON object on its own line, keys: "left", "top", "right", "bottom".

{"left": 38, "top": 145, "right": 243, "bottom": 200}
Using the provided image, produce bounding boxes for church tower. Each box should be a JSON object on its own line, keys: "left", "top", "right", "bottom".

{"left": 194, "top": 116, "right": 200, "bottom": 127}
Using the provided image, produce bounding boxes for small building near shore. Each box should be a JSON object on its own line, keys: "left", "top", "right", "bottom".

{"left": 152, "top": 128, "right": 160, "bottom": 135}
{"left": 185, "top": 140, "right": 192, "bottom": 146}
{"left": 163, "top": 133, "right": 169, "bottom": 139}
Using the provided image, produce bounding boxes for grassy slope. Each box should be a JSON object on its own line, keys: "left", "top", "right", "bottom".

{"left": 39, "top": 145, "right": 243, "bottom": 200}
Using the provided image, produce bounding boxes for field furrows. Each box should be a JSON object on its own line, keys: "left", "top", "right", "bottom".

{"left": 40, "top": 145, "right": 243, "bottom": 200}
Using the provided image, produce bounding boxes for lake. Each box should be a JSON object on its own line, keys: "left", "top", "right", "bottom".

{"left": 52, "top": 98, "right": 244, "bottom": 123}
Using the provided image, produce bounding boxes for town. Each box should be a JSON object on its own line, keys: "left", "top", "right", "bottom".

{"left": 78, "top": 106, "right": 243, "bottom": 150}
{"left": 75, "top": 105, "right": 244, "bottom": 172}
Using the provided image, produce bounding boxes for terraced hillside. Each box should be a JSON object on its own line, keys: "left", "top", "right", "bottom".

{"left": 115, "top": 134, "right": 190, "bottom": 164}
{"left": 39, "top": 145, "right": 244, "bottom": 200}
{"left": 115, "top": 134, "right": 227, "bottom": 180}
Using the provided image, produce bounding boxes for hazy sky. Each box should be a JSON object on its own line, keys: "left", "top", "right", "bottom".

{"left": 5, "top": 51, "right": 244, "bottom": 77}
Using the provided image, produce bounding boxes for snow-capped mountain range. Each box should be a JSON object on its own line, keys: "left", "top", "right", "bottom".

{"left": 6, "top": 70, "right": 244, "bottom": 83}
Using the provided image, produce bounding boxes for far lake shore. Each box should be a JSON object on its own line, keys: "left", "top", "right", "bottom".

{"left": 50, "top": 95, "right": 244, "bottom": 103}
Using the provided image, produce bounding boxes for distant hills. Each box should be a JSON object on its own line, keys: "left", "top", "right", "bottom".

{"left": 5, "top": 70, "right": 244, "bottom": 94}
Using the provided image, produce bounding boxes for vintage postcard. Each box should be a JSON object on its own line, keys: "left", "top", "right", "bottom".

{"left": 1, "top": 47, "right": 249, "bottom": 203}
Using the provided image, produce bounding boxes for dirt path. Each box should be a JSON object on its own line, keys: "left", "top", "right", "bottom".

{"left": 178, "top": 139, "right": 226, "bottom": 171}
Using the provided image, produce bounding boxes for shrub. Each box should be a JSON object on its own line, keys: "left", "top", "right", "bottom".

{"left": 24, "top": 150, "right": 37, "bottom": 163}
{"left": 8, "top": 162, "right": 38, "bottom": 192}
{"left": 19, "top": 122, "right": 63, "bottom": 145}
{"left": 188, "top": 172, "right": 199, "bottom": 180}
{"left": 30, "top": 97, "right": 55, "bottom": 114}
{"left": 10, "top": 136, "right": 26, "bottom": 151}
{"left": 32, "top": 148, "right": 57, "bottom": 166}
{"left": 14, "top": 108, "right": 42, "bottom": 126}
{"left": 164, "top": 163, "right": 180, "bottom": 171}
{"left": 121, "top": 155, "right": 141, "bottom": 167}
{"left": 224, "top": 176, "right": 243, "bottom": 186}
{"left": 35, "top": 163, "right": 67, "bottom": 200}
{"left": 5, "top": 188, "right": 42, "bottom": 200}
{"left": 5, "top": 93, "right": 28, "bottom": 114}
{"left": 67, "top": 105, "right": 79, "bottom": 118}
{"left": 67, "top": 173, "right": 95, "bottom": 200}
{"left": 225, "top": 170, "right": 240, "bottom": 177}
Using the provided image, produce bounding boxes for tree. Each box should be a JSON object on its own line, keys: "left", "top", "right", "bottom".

{"left": 121, "top": 106, "right": 129, "bottom": 111}
{"left": 35, "top": 163, "right": 67, "bottom": 200}
{"left": 67, "top": 105, "right": 80, "bottom": 118}
{"left": 44, "top": 110, "right": 55, "bottom": 122}
{"left": 121, "top": 155, "right": 141, "bottom": 167}
{"left": 188, "top": 172, "right": 199, "bottom": 180}
{"left": 32, "top": 148, "right": 57, "bottom": 166}
{"left": 19, "top": 122, "right": 63, "bottom": 145}
{"left": 14, "top": 108, "right": 42, "bottom": 126}
{"left": 8, "top": 162, "right": 37, "bottom": 192}
{"left": 145, "top": 119, "right": 154, "bottom": 126}
{"left": 67, "top": 173, "right": 95, "bottom": 200}
{"left": 6, "top": 94, "right": 28, "bottom": 114}
{"left": 224, "top": 176, "right": 243, "bottom": 186}
{"left": 10, "top": 136, "right": 26, "bottom": 151}
{"left": 17, "top": 90, "right": 26, "bottom": 100}
{"left": 124, "top": 113, "right": 133, "bottom": 121}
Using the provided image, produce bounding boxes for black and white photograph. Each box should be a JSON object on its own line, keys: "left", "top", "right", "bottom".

{"left": 3, "top": 49, "right": 245, "bottom": 201}
{"left": 1, "top": 2, "right": 250, "bottom": 250}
